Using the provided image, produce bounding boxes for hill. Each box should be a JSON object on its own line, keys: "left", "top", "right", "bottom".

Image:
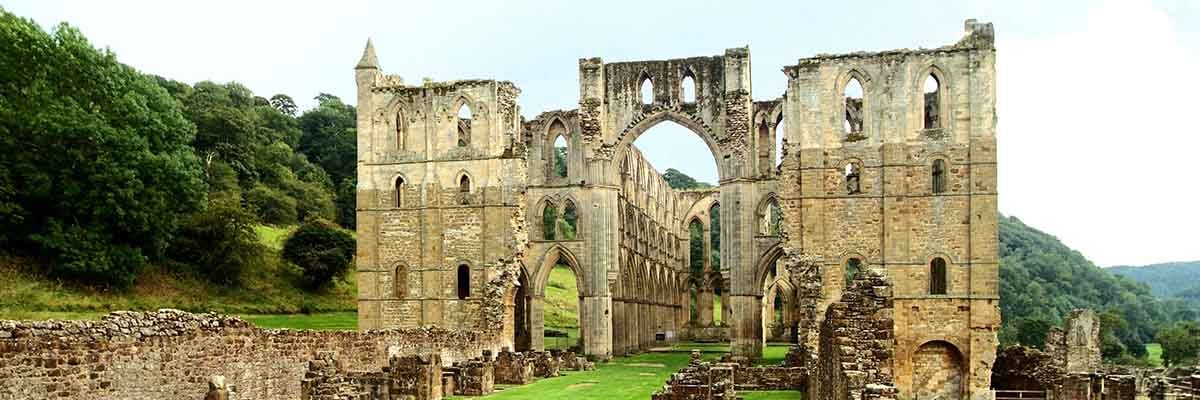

{"left": 997, "top": 215, "right": 1194, "bottom": 357}
{"left": 1108, "top": 261, "right": 1200, "bottom": 298}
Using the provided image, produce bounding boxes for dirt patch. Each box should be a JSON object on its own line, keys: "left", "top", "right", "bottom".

{"left": 624, "top": 363, "right": 666, "bottom": 368}
{"left": 566, "top": 380, "right": 600, "bottom": 390}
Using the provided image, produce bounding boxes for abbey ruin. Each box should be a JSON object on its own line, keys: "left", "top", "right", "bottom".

{"left": 0, "top": 19, "right": 1027, "bottom": 400}
{"left": 353, "top": 19, "right": 1000, "bottom": 400}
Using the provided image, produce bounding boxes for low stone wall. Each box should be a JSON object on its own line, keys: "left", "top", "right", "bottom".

{"left": 652, "top": 349, "right": 805, "bottom": 399}
{"left": 493, "top": 349, "right": 534, "bottom": 385}
{"left": 0, "top": 309, "right": 499, "bottom": 400}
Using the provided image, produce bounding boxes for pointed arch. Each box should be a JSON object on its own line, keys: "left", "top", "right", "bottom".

{"left": 393, "top": 174, "right": 407, "bottom": 208}
{"left": 393, "top": 263, "right": 409, "bottom": 298}
{"left": 456, "top": 170, "right": 473, "bottom": 205}
{"left": 547, "top": 118, "right": 569, "bottom": 179}
{"left": 841, "top": 70, "right": 870, "bottom": 139}
{"left": 455, "top": 98, "right": 473, "bottom": 147}
{"left": 395, "top": 108, "right": 407, "bottom": 151}
{"left": 681, "top": 68, "right": 697, "bottom": 104}
{"left": 917, "top": 65, "right": 949, "bottom": 131}
{"left": 540, "top": 199, "right": 558, "bottom": 241}
{"left": 638, "top": 71, "right": 654, "bottom": 105}
{"left": 562, "top": 198, "right": 579, "bottom": 240}
{"left": 533, "top": 244, "right": 584, "bottom": 297}
{"left": 757, "top": 193, "right": 782, "bottom": 236}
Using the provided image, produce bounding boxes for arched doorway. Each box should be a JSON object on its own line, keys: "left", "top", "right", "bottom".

{"left": 530, "top": 245, "right": 588, "bottom": 353}
{"left": 913, "top": 341, "right": 966, "bottom": 400}
{"left": 508, "top": 267, "right": 532, "bottom": 351}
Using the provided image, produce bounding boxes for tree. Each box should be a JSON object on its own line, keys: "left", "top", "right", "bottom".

{"left": 297, "top": 94, "right": 357, "bottom": 186}
{"left": 1016, "top": 317, "right": 1053, "bottom": 349}
{"left": 1157, "top": 322, "right": 1200, "bottom": 367}
{"left": 663, "top": 168, "right": 713, "bottom": 190}
{"left": 269, "top": 94, "right": 298, "bottom": 116}
{"left": 335, "top": 178, "right": 357, "bottom": 229}
{"left": 282, "top": 219, "right": 356, "bottom": 290}
{"left": 170, "top": 193, "right": 263, "bottom": 285}
{"left": 0, "top": 10, "right": 206, "bottom": 287}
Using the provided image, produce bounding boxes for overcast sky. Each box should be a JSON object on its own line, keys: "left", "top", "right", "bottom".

{"left": 6, "top": 0, "right": 1197, "bottom": 267}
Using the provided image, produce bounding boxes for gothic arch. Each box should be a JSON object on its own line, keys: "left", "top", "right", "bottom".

{"left": 613, "top": 111, "right": 725, "bottom": 181}
{"left": 532, "top": 244, "right": 584, "bottom": 297}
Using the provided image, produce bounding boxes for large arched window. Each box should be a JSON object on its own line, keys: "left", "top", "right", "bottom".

{"left": 457, "top": 264, "right": 471, "bottom": 299}
{"left": 542, "top": 202, "right": 557, "bottom": 240}
{"left": 639, "top": 74, "right": 654, "bottom": 105}
{"left": 548, "top": 119, "right": 568, "bottom": 179}
{"left": 923, "top": 74, "right": 941, "bottom": 130}
{"left": 844, "top": 77, "right": 864, "bottom": 137}
{"left": 394, "top": 176, "right": 405, "bottom": 208}
{"left": 932, "top": 159, "right": 947, "bottom": 194}
{"left": 456, "top": 103, "right": 472, "bottom": 147}
{"left": 930, "top": 257, "right": 947, "bottom": 295}
{"left": 845, "top": 162, "right": 862, "bottom": 195}
{"left": 394, "top": 264, "right": 408, "bottom": 298}
{"left": 562, "top": 200, "right": 578, "bottom": 240}
{"left": 775, "top": 115, "right": 786, "bottom": 168}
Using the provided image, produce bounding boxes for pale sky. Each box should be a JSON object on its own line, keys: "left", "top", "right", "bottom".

{"left": 6, "top": 0, "right": 1197, "bottom": 267}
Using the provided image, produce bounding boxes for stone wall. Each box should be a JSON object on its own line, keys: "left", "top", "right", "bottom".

{"left": 0, "top": 310, "right": 495, "bottom": 400}
{"left": 810, "top": 268, "right": 895, "bottom": 400}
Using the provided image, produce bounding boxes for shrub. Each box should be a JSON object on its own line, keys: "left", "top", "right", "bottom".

{"left": 170, "top": 193, "right": 264, "bottom": 285}
{"left": 245, "top": 184, "right": 297, "bottom": 225}
{"left": 282, "top": 218, "right": 355, "bottom": 290}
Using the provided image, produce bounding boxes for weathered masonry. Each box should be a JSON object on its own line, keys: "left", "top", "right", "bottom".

{"left": 355, "top": 20, "right": 1000, "bottom": 399}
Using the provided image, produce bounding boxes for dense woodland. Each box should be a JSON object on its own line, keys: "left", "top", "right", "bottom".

{"left": 1, "top": 8, "right": 1197, "bottom": 365}
{"left": 0, "top": 10, "right": 356, "bottom": 292}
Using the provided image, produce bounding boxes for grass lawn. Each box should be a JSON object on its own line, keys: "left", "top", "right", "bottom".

{"left": 238, "top": 312, "right": 357, "bottom": 330}
{"left": 0, "top": 225, "right": 355, "bottom": 320}
{"left": 1146, "top": 343, "right": 1162, "bottom": 367}
{"left": 447, "top": 342, "right": 799, "bottom": 400}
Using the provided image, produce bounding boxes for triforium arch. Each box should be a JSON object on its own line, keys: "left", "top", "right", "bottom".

{"left": 355, "top": 20, "right": 999, "bottom": 397}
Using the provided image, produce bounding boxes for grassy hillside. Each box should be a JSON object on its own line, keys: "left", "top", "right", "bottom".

{"left": 0, "top": 225, "right": 355, "bottom": 321}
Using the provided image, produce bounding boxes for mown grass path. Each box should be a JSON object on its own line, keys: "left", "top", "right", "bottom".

{"left": 447, "top": 343, "right": 800, "bottom": 400}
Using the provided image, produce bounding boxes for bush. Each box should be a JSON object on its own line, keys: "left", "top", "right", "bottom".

{"left": 245, "top": 184, "right": 297, "bottom": 225}
{"left": 282, "top": 219, "right": 355, "bottom": 290}
{"left": 170, "top": 193, "right": 264, "bottom": 285}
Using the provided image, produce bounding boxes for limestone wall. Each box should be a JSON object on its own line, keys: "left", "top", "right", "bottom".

{"left": 0, "top": 310, "right": 496, "bottom": 400}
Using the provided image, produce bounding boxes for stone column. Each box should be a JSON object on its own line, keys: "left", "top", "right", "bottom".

{"left": 530, "top": 295, "right": 545, "bottom": 351}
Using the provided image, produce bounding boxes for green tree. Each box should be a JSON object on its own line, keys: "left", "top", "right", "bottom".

{"left": 297, "top": 94, "right": 357, "bottom": 186}
{"left": 663, "top": 168, "right": 713, "bottom": 190}
{"left": 1156, "top": 322, "right": 1200, "bottom": 367}
{"left": 0, "top": 10, "right": 206, "bottom": 287}
{"left": 335, "top": 178, "right": 357, "bottom": 229}
{"left": 170, "top": 193, "right": 263, "bottom": 285}
{"left": 282, "top": 219, "right": 356, "bottom": 290}
{"left": 1016, "top": 317, "right": 1053, "bottom": 349}
{"left": 269, "top": 94, "right": 298, "bottom": 116}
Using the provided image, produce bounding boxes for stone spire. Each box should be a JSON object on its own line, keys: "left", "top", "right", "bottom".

{"left": 356, "top": 38, "right": 379, "bottom": 70}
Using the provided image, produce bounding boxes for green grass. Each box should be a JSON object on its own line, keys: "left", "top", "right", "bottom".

{"left": 254, "top": 224, "right": 295, "bottom": 250}
{"left": 447, "top": 342, "right": 798, "bottom": 400}
{"left": 544, "top": 265, "right": 580, "bottom": 349}
{"left": 0, "top": 224, "right": 355, "bottom": 320}
{"left": 1146, "top": 343, "right": 1163, "bottom": 367}
{"left": 238, "top": 312, "right": 357, "bottom": 330}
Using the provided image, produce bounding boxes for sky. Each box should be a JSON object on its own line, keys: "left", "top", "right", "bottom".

{"left": 5, "top": 0, "right": 1197, "bottom": 267}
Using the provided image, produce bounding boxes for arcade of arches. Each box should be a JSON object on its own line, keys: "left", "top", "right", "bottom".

{"left": 354, "top": 20, "right": 1000, "bottom": 399}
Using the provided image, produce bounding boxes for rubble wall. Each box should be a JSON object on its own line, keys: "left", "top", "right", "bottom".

{"left": 0, "top": 310, "right": 496, "bottom": 400}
